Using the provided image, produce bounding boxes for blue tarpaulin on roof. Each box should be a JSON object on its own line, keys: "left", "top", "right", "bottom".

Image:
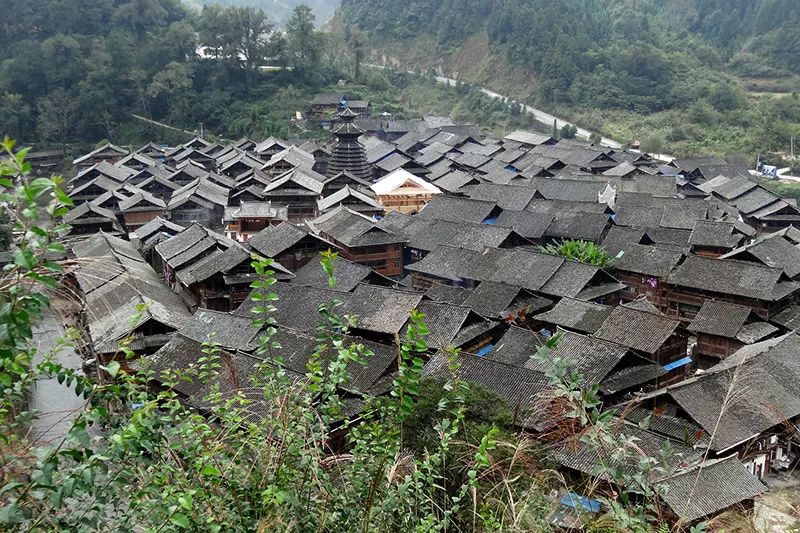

{"left": 663, "top": 356, "right": 692, "bottom": 372}
{"left": 476, "top": 344, "right": 494, "bottom": 357}
{"left": 560, "top": 492, "right": 601, "bottom": 513}
{"left": 483, "top": 216, "right": 497, "bottom": 225}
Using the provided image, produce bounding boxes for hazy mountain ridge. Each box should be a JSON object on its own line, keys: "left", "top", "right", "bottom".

{"left": 187, "top": 0, "right": 339, "bottom": 26}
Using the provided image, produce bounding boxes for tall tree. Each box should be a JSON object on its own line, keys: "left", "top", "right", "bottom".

{"left": 147, "top": 61, "right": 194, "bottom": 125}
{"left": 285, "top": 5, "right": 321, "bottom": 74}
{"left": 229, "top": 6, "right": 273, "bottom": 86}
{"left": 348, "top": 26, "right": 366, "bottom": 80}
{"left": 198, "top": 5, "right": 273, "bottom": 90}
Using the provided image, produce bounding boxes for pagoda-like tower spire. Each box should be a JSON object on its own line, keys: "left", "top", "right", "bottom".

{"left": 326, "top": 108, "right": 372, "bottom": 181}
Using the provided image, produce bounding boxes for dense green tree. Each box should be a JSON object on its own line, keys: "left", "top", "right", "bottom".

{"left": 286, "top": 5, "right": 322, "bottom": 74}
{"left": 559, "top": 124, "right": 577, "bottom": 139}
{"left": 147, "top": 61, "right": 195, "bottom": 125}
{"left": 0, "top": 92, "right": 32, "bottom": 140}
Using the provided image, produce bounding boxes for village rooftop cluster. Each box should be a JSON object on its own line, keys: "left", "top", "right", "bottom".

{"left": 37, "top": 100, "right": 800, "bottom": 526}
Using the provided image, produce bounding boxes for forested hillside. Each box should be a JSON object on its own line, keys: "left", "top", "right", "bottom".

{"left": 339, "top": 0, "right": 800, "bottom": 157}
{"left": 0, "top": 0, "right": 558, "bottom": 154}
{"left": 0, "top": 0, "right": 338, "bottom": 148}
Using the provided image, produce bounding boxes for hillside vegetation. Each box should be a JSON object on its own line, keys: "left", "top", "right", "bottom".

{"left": 0, "top": 0, "right": 344, "bottom": 150}
{"left": 0, "top": 0, "right": 552, "bottom": 155}
{"left": 339, "top": 0, "right": 800, "bottom": 159}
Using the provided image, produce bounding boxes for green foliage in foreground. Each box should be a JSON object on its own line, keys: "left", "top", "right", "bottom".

{"left": 0, "top": 143, "right": 708, "bottom": 531}
{"left": 540, "top": 239, "right": 615, "bottom": 267}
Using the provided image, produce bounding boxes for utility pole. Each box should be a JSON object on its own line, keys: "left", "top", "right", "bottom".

{"left": 199, "top": 122, "right": 204, "bottom": 139}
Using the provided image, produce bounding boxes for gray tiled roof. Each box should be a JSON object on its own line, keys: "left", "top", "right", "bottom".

{"left": 403, "top": 218, "right": 518, "bottom": 252}
{"left": 659, "top": 200, "right": 708, "bottom": 230}
{"left": 309, "top": 207, "right": 405, "bottom": 247}
{"left": 526, "top": 199, "right": 609, "bottom": 215}
{"left": 154, "top": 223, "right": 208, "bottom": 260}
{"left": 168, "top": 176, "right": 229, "bottom": 208}
{"left": 594, "top": 306, "right": 681, "bottom": 355}
{"left": 406, "top": 245, "right": 484, "bottom": 282}
{"left": 176, "top": 308, "right": 260, "bottom": 351}
{"left": 399, "top": 300, "right": 471, "bottom": 350}
{"left": 462, "top": 281, "right": 523, "bottom": 319}
{"left": 538, "top": 261, "right": 603, "bottom": 299}
{"left": 133, "top": 216, "right": 184, "bottom": 242}
{"left": 532, "top": 297, "right": 612, "bottom": 334}
{"left": 613, "top": 205, "right": 664, "bottom": 227}
{"left": 712, "top": 176, "right": 757, "bottom": 200}
{"left": 668, "top": 255, "right": 796, "bottom": 302}
{"left": 422, "top": 350, "right": 551, "bottom": 429}
{"left": 645, "top": 227, "right": 692, "bottom": 249}
{"left": 688, "top": 220, "right": 742, "bottom": 250}
{"left": 621, "top": 404, "right": 706, "bottom": 445}
{"left": 551, "top": 421, "right": 701, "bottom": 480}
{"left": 688, "top": 300, "right": 752, "bottom": 338}
{"left": 234, "top": 281, "right": 344, "bottom": 332}
{"left": 424, "top": 283, "right": 473, "bottom": 305}
{"left": 478, "top": 248, "right": 565, "bottom": 291}
{"left": 530, "top": 330, "right": 629, "bottom": 384}
{"left": 612, "top": 244, "right": 683, "bottom": 278}
{"left": 433, "top": 170, "right": 480, "bottom": 193}
{"left": 417, "top": 195, "right": 496, "bottom": 223}
{"left": 657, "top": 457, "right": 765, "bottom": 521}
{"left": 599, "top": 364, "right": 666, "bottom": 395}
{"left": 489, "top": 326, "right": 545, "bottom": 367}
{"left": 531, "top": 177, "right": 610, "bottom": 202}
{"left": 494, "top": 210, "right": 554, "bottom": 239}
{"left": 167, "top": 235, "right": 217, "bottom": 270}
{"left": 290, "top": 253, "right": 372, "bottom": 292}
{"left": 249, "top": 221, "right": 326, "bottom": 258}
{"left": 317, "top": 185, "right": 383, "bottom": 212}
{"left": 667, "top": 333, "right": 800, "bottom": 451}
{"left": 73, "top": 233, "right": 190, "bottom": 354}
{"left": 176, "top": 244, "right": 251, "bottom": 286}
{"left": 730, "top": 186, "right": 780, "bottom": 215}
{"left": 467, "top": 183, "right": 538, "bottom": 210}
{"left": 735, "top": 321, "right": 778, "bottom": 344}
{"left": 341, "top": 284, "right": 423, "bottom": 335}
{"left": 263, "top": 167, "right": 325, "bottom": 195}
{"left": 721, "top": 234, "right": 800, "bottom": 279}
{"left": 770, "top": 304, "right": 800, "bottom": 330}
{"left": 545, "top": 212, "right": 609, "bottom": 242}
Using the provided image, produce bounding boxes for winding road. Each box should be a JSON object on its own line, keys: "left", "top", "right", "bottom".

{"left": 367, "top": 63, "right": 675, "bottom": 161}
{"left": 430, "top": 74, "right": 623, "bottom": 149}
